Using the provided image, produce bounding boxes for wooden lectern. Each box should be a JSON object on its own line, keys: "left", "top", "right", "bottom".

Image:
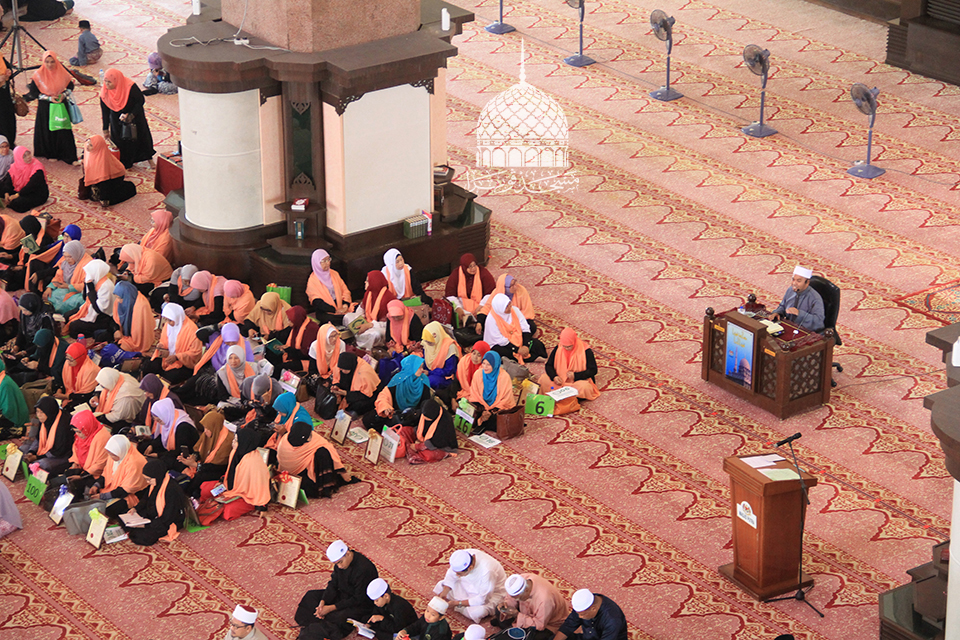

{"left": 719, "top": 455, "right": 818, "bottom": 600}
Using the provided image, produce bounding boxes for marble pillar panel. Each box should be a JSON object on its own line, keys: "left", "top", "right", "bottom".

{"left": 221, "top": 0, "right": 420, "bottom": 53}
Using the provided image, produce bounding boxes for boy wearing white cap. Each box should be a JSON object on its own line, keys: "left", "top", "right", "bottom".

{"left": 553, "top": 590, "right": 626, "bottom": 640}
{"left": 398, "top": 596, "right": 453, "bottom": 640}
{"left": 497, "top": 573, "right": 569, "bottom": 640}
{"left": 434, "top": 548, "right": 508, "bottom": 623}
{"left": 365, "top": 577, "right": 418, "bottom": 640}
{"left": 771, "top": 266, "right": 825, "bottom": 332}
{"left": 295, "top": 540, "right": 380, "bottom": 640}
{"left": 225, "top": 604, "right": 267, "bottom": 640}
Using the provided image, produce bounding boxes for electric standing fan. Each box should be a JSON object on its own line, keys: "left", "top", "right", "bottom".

{"left": 847, "top": 84, "right": 885, "bottom": 179}
{"left": 485, "top": 0, "right": 515, "bottom": 35}
{"left": 741, "top": 45, "right": 776, "bottom": 137}
{"left": 649, "top": 10, "right": 682, "bottom": 101}
{"left": 563, "top": 0, "right": 595, "bottom": 67}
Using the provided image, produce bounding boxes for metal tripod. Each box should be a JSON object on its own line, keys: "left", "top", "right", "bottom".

{"left": 0, "top": 0, "right": 46, "bottom": 78}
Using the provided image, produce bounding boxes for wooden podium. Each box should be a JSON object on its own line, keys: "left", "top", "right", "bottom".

{"left": 719, "top": 455, "right": 818, "bottom": 600}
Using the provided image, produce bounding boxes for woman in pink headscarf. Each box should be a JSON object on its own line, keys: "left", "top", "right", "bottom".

{"left": 0, "top": 287, "right": 17, "bottom": 344}
{"left": 0, "top": 147, "right": 48, "bottom": 212}
{"left": 100, "top": 68, "right": 155, "bottom": 168}
{"left": 139, "top": 210, "right": 174, "bottom": 264}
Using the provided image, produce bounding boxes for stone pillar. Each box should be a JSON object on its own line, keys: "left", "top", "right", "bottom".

{"left": 180, "top": 88, "right": 264, "bottom": 230}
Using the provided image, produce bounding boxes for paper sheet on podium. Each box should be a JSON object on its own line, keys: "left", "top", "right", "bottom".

{"left": 760, "top": 468, "right": 800, "bottom": 481}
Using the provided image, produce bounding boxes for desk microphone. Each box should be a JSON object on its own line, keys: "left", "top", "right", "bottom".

{"left": 775, "top": 432, "right": 802, "bottom": 447}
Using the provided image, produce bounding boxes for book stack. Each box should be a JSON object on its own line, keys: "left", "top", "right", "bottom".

{"left": 402, "top": 213, "right": 430, "bottom": 239}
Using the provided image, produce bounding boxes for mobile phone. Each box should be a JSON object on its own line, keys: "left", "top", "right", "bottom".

{"left": 180, "top": 445, "right": 190, "bottom": 457}
{"left": 211, "top": 483, "right": 226, "bottom": 497}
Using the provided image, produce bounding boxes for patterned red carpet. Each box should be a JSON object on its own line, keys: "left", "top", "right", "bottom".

{"left": 2, "top": 0, "right": 959, "bottom": 639}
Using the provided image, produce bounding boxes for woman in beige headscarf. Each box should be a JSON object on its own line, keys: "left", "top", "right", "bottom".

{"left": 91, "top": 368, "right": 146, "bottom": 431}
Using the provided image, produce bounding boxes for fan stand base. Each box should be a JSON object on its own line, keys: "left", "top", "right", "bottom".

{"left": 485, "top": 22, "right": 515, "bottom": 34}
{"left": 564, "top": 53, "right": 595, "bottom": 67}
{"left": 742, "top": 123, "right": 777, "bottom": 138}
{"left": 650, "top": 86, "right": 683, "bottom": 102}
{"left": 847, "top": 163, "right": 885, "bottom": 179}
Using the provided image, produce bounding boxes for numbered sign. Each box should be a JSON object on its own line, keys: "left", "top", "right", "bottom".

{"left": 525, "top": 393, "right": 555, "bottom": 417}
{"left": 24, "top": 475, "right": 46, "bottom": 505}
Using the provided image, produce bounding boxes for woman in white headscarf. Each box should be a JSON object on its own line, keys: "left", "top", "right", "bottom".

{"left": 308, "top": 323, "right": 345, "bottom": 383}
{"left": 66, "top": 258, "right": 115, "bottom": 340}
{"left": 140, "top": 302, "right": 202, "bottom": 384}
{"left": 381, "top": 248, "right": 433, "bottom": 307}
{"left": 91, "top": 367, "right": 146, "bottom": 430}
{"left": 216, "top": 345, "right": 255, "bottom": 402}
{"left": 93, "top": 433, "right": 149, "bottom": 519}
{"left": 482, "top": 293, "right": 547, "bottom": 363}
{"left": 143, "top": 396, "right": 198, "bottom": 470}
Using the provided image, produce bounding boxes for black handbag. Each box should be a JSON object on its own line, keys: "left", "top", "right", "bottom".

{"left": 314, "top": 385, "right": 338, "bottom": 420}
{"left": 121, "top": 121, "right": 137, "bottom": 141}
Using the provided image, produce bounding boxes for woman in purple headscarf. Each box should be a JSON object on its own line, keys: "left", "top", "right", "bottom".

{"left": 143, "top": 52, "right": 177, "bottom": 96}
{"left": 306, "top": 248, "right": 354, "bottom": 325}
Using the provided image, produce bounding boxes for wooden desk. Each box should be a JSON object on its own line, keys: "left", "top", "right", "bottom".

{"left": 701, "top": 306, "right": 833, "bottom": 419}
{"left": 720, "top": 455, "right": 818, "bottom": 600}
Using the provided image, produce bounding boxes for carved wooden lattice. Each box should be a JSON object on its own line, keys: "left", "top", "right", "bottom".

{"left": 710, "top": 327, "right": 725, "bottom": 373}
{"left": 789, "top": 351, "right": 823, "bottom": 400}
{"left": 760, "top": 352, "right": 777, "bottom": 399}
{"left": 291, "top": 101, "right": 310, "bottom": 115}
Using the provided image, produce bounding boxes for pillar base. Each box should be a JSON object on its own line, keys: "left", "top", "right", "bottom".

{"left": 171, "top": 205, "right": 286, "bottom": 282}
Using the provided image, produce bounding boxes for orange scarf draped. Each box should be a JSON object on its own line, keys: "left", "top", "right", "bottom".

{"left": 457, "top": 266, "right": 483, "bottom": 314}
{"left": 98, "top": 380, "right": 124, "bottom": 415}
{"left": 140, "top": 211, "right": 174, "bottom": 265}
{"left": 0, "top": 214, "right": 25, "bottom": 250}
{"left": 493, "top": 309, "right": 523, "bottom": 348}
{"left": 113, "top": 294, "right": 155, "bottom": 354}
{"left": 386, "top": 266, "right": 414, "bottom": 300}
{"left": 388, "top": 303, "right": 413, "bottom": 347}
{"left": 222, "top": 450, "right": 271, "bottom": 506}
{"left": 37, "top": 411, "right": 62, "bottom": 456}
{"left": 32, "top": 51, "right": 72, "bottom": 96}
{"left": 153, "top": 472, "right": 180, "bottom": 542}
{"left": 481, "top": 275, "right": 535, "bottom": 320}
{"left": 54, "top": 252, "right": 91, "bottom": 302}
{"left": 195, "top": 276, "right": 223, "bottom": 316}
{"left": 144, "top": 386, "right": 169, "bottom": 430}
{"left": 277, "top": 432, "right": 342, "bottom": 483}
{"left": 122, "top": 246, "right": 172, "bottom": 287}
{"left": 224, "top": 285, "right": 256, "bottom": 324}
{"left": 314, "top": 325, "right": 340, "bottom": 380}
{"left": 351, "top": 359, "right": 380, "bottom": 397}
{"left": 72, "top": 428, "right": 110, "bottom": 477}
{"left": 162, "top": 410, "right": 189, "bottom": 451}
{"left": 83, "top": 134, "right": 125, "bottom": 186}
{"left": 65, "top": 358, "right": 100, "bottom": 396}
{"left": 103, "top": 448, "right": 148, "bottom": 493}
{"left": 225, "top": 362, "right": 255, "bottom": 398}
{"left": 156, "top": 317, "right": 202, "bottom": 369}
{"left": 247, "top": 293, "right": 291, "bottom": 335}
{"left": 555, "top": 330, "right": 588, "bottom": 381}
{"left": 469, "top": 368, "right": 515, "bottom": 410}
{"left": 66, "top": 275, "right": 110, "bottom": 331}
{"left": 307, "top": 270, "right": 351, "bottom": 309}
{"left": 427, "top": 333, "right": 459, "bottom": 370}
{"left": 195, "top": 412, "right": 233, "bottom": 465}
{"left": 363, "top": 289, "right": 387, "bottom": 324}
{"left": 416, "top": 412, "right": 441, "bottom": 443}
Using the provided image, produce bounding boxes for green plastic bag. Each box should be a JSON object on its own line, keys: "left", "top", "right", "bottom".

{"left": 48, "top": 101, "right": 72, "bottom": 131}
{"left": 266, "top": 284, "right": 291, "bottom": 304}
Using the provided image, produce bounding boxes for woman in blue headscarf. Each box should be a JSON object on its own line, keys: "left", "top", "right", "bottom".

{"left": 364, "top": 354, "right": 432, "bottom": 431}
{"left": 267, "top": 391, "right": 313, "bottom": 450}
{"left": 468, "top": 351, "right": 514, "bottom": 434}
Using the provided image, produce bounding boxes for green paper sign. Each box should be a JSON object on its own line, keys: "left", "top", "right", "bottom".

{"left": 525, "top": 393, "right": 555, "bottom": 417}
{"left": 24, "top": 475, "right": 46, "bottom": 506}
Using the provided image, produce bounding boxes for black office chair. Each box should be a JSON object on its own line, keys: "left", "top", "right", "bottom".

{"left": 808, "top": 275, "right": 843, "bottom": 387}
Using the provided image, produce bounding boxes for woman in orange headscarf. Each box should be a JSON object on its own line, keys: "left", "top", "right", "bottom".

{"left": 140, "top": 210, "right": 174, "bottom": 264}
{"left": 56, "top": 341, "right": 101, "bottom": 406}
{"left": 243, "top": 291, "right": 292, "bottom": 342}
{"left": 25, "top": 51, "right": 77, "bottom": 164}
{"left": 538, "top": 328, "right": 600, "bottom": 411}
{"left": 100, "top": 68, "right": 155, "bottom": 168}
{"left": 82, "top": 135, "right": 136, "bottom": 206}
{"left": 119, "top": 243, "right": 172, "bottom": 294}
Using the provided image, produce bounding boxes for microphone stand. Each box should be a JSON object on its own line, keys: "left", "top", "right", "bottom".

{"left": 766, "top": 439, "right": 824, "bottom": 617}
